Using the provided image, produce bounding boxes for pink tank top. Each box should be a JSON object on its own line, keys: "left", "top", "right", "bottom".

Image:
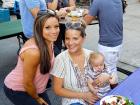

{"left": 4, "top": 45, "right": 54, "bottom": 93}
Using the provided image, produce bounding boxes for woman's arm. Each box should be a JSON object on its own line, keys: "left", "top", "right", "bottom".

{"left": 88, "top": 79, "right": 98, "bottom": 94}
{"left": 52, "top": 76, "right": 98, "bottom": 104}
{"left": 57, "top": 0, "right": 76, "bottom": 17}
{"left": 47, "top": 0, "right": 58, "bottom": 10}
{"left": 66, "top": 0, "right": 76, "bottom": 11}
{"left": 29, "top": 7, "right": 40, "bottom": 18}
{"left": 53, "top": 76, "right": 84, "bottom": 98}
{"left": 21, "top": 49, "right": 48, "bottom": 105}
{"left": 69, "top": 0, "right": 75, "bottom": 6}
{"left": 22, "top": 49, "right": 40, "bottom": 99}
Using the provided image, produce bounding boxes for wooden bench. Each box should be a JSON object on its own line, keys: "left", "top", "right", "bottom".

{"left": 0, "top": 19, "right": 24, "bottom": 53}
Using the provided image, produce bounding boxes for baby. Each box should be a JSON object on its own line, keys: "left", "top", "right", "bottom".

{"left": 86, "top": 52, "right": 118, "bottom": 99}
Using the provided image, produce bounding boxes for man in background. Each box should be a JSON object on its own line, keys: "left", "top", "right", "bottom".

{"left": 19, "top": 0, "right": 47, "bottom": 41}
{"left": 84, "top": 0, "right": 124, "bottom": 86}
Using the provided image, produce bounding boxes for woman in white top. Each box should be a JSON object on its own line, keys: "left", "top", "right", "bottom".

{"left": 51, "top": 20, "right": 99, "bottom": 105}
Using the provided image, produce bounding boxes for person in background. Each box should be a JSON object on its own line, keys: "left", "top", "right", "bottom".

{"left": 86, "top": 52, "right": 118, "bottom": 99}
{"left": 2, "top": 0, "right": 14, "bottom": 8}
{"left": 47, "top": 0, "right": 75, "bottom": 12}
{"left": 3, "top": 10, "right": 60, "bottom": 105}
{"left": 19, "top": 0, "right": 47, "bottom": 42}
{"left": 84, "top": 0, "right": 124, "bottom": 85}
{"left": 0, "top": 0, "right": 3, "bottom": 7}
{"left": 47, "top": 0, "right": 76, "bottom": 56}
{"left": 14, "top": 0, "right": 20, "bottom": 19}
{"left": 51, "top": 20, "right": 98, "bottom": 105}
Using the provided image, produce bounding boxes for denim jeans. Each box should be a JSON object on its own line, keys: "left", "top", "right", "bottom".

{"left": 70, "top": 102, "right": 84, "bottom": 105}
{"left": 3, "top": 84, "right": 51, "bottom": 105}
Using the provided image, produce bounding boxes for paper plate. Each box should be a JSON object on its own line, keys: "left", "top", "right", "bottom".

{"left": 100, "top": 95, "right": 134, "bottom": 105}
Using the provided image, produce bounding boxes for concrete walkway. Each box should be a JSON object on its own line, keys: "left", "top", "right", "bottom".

{"left": 0, "top": 0, "right": 140, "bottom": 105}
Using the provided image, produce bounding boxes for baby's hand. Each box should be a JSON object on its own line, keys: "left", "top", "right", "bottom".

{"left": 97, "top": 73, "right": 111, "bottom": 86}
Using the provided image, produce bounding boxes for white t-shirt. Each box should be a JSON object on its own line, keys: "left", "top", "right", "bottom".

{"left": 51, "top": 48, "right": 92, "bottom": 105}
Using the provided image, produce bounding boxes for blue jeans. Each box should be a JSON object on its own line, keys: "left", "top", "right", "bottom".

{"left": 3, "top": 84, "right": 51, "bottom": 105}
{"left": 70, "top": 102, "right": 84, "bottom": 105}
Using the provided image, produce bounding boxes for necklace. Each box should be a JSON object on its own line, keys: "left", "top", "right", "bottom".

{"left": 69, "top": 50, "right": 89, "bottom": 91}
{"left": 70, "top": 60, "right": 88, "bottom": 90}
{"left": 68, "top": 50, "right": 85, "bottom": 70}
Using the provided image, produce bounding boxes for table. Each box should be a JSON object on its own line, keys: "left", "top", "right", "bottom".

{"left": 95, "top": 68, "right": 140, "bottom": 105}
{"left": 60, "top": 17, "right": 98, "bottom": 25}
{"left": 0, "top": 19, "right": 23, "bottom": 39}
{"left": 0, "top": 19, "right": 24, "bottom": 52}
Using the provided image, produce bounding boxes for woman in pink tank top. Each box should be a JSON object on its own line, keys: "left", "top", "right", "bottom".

{"left": 3, "top": 9, "right": 60, "bottom": 105}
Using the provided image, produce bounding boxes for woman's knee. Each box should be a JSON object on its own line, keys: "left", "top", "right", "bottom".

{"left": 3, "top": 85, "right": 40, "bottom": 105}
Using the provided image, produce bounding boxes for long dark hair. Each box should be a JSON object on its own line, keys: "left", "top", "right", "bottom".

{"left": 33, "top": 10, "right": 59, "bottom": 74}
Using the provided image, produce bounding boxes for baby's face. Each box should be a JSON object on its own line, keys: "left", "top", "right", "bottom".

{"left": 91, "top": 57, "right": 104, "bottom": 72}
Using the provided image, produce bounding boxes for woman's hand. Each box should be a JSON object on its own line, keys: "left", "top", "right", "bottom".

{"left": 36, "top": 97, "right": 48, "bottom": 105}
{"left": 83, "top": 9, "right": 89, "bottom": 17}
{"left": 83, "top": 92, "right": 99, "bottom": 104}
{"left": 91, "top": 87, "right": 99, "bottom": 95}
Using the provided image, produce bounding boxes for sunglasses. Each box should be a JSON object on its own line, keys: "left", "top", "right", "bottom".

{"left": 65, "top": 18, "right": 86, "bottom": 29}
{"left": 65, "top": 21, "right": 82, "bottom": 29}
{"left": 65, "top": 20, "right": 86, "bottom": 36}
{"left": 37, "top": 9, "right": 56, "bottom": 16}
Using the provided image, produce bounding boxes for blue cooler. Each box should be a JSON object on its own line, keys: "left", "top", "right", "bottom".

{"left": 0, "top": 8, "right": 10, "bottom": 23}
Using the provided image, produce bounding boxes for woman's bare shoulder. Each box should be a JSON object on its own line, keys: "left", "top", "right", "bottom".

{"left": 23, "top": 38, "right": 36, "bottom": 46}
{"left": 20, "top": 38, "right": 40, "bottom": 61}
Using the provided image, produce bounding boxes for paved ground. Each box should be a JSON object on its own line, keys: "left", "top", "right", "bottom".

{"left": 0, "top": 0, "right": 140, "bottom": 105}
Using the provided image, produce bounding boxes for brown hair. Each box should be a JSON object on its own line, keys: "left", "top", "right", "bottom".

{"left": 33, "top": 10, "right": 59, "bottom": 74}
{"left": 65, "top": 19, "right": 87, "bottom": 37}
